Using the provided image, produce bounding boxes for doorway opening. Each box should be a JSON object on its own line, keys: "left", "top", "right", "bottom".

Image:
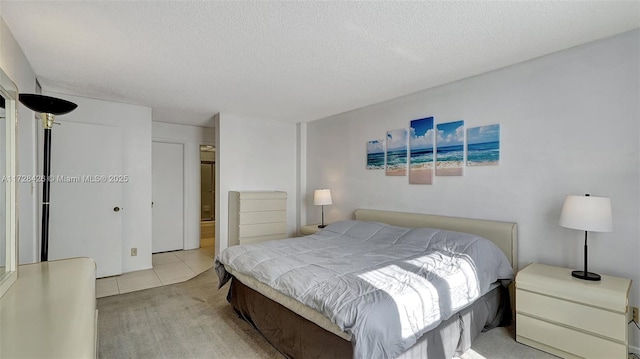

{"left": 200, "top": 145, "right": 215, "bottom": 249}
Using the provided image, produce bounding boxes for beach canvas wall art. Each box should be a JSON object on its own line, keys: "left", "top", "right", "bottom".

{"left": 366, "top": 139, "right": 385, "bottom": 170}
{"left": 467, "top": 124, "right": 500, "bottom": 166}
{"left": 436, "top": 120, "right": 465, "bottom": 176}
{"left": 385, "top": 129, "right": 408, "bottom": 176}
{"left": 409, "top": 117, "right": 434, "bottom": 184}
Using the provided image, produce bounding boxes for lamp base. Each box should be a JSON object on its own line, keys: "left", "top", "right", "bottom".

{"left": 318, "top": 224, "right": 327, "bottom": 228}
{"left": 571, "top": 270, "right": 601, "bottom": 281}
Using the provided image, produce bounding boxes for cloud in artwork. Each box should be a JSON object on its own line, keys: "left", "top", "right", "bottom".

{"left": 386, "top": 129, "right": 407, "bottom": 151}
{"left": 437, "top": 121, "right": 464, "bottom": 146}
{"left": 410, "top": 117, "right": 434, "bottom": 150}
{"left": 367, "top": 139, "right": 384, "bottom": 153}
{"left": 467, "top": 124, "right": 500, "bottom": 145}
{"left": 410, "top": 128, "right": 434, "bottom": 150}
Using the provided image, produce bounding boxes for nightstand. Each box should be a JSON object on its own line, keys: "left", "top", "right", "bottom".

{"left": 516, "top": 263, "right": 631, "bottom": 358}
{"left": 300, "top": 224, "right": 322, "bottom": 235}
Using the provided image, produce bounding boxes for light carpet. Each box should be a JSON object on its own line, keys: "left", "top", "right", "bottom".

{"left": 97, "top": 268, "right": 555, "bottom": 359}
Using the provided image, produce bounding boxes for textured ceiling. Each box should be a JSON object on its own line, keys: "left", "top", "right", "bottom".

{"left": 1, "top": 1, "right": 639, "bottom": 126}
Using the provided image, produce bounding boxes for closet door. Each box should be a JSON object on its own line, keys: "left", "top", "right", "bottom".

{"left": 152, "top": 141, "right": 184, "bottom": 253}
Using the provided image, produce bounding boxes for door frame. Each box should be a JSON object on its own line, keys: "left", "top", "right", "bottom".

{"left": 151, "top": 139, "right": 187, "bottom": 251}
{"left": 200, "top": 160, "right": 215, "bottom": 221}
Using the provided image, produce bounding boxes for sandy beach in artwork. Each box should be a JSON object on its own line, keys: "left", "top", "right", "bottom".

{"left": 436, "top": 161, "right": 463, "bottom": 176}
{"left": 409, "top": 163, "right": 433, "bottom": 184}
{"left": 386, "top": 167, "right": 407, "bottom": 176}
{"left": 467, "top": 161, "right": 499, "bottom": 167}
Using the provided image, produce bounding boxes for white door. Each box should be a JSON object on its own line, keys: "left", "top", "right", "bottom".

{"left": 49, "top": 121, "right": 123, "bottom": 278}
{"left": 152, "top": 141, "right": 184, "bottom": 253}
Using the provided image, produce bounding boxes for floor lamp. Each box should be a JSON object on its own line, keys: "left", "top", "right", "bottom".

{"left": 19, "top": 94, "right": 77, "bottom": 261}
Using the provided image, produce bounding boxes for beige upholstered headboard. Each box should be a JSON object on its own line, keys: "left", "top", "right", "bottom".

{"left": 354, "top": 209, "right": 518, "bottom": 271}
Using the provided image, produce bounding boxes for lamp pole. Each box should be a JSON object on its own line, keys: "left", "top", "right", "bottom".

{"left": 19, "top": 94, "right": 77, "bottom": 261}
{"left": 41, "top": 113, "right": 54, "bottom": 261}
{"left": 320, "top": 204, "right": 326, "bottom": 228}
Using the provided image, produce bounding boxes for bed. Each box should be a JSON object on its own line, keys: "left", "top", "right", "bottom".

{"left": 216, "top": 209, "right": 518, "bottom": 359}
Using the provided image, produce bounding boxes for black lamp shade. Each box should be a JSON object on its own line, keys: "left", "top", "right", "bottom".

{"left": 19, "top": 93, "right": 77, "bottom": 115}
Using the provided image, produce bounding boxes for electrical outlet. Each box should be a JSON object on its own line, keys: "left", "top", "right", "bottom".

{"left": 131, "top": 248, "right": 137, "bottom": 256}
{"left": 633, "top": 306, "right": 639, "bottom": 323}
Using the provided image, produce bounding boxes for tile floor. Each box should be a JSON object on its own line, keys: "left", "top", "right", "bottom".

{"left": 96, "top": 246, "right": 215, "bottom": 298}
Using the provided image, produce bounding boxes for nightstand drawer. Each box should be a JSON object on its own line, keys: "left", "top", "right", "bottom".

{"left": 517, "top": 289, "right": 626, "bottom": 341}
{"left": 516, "top": 314, "right": 627, "bottom": 359}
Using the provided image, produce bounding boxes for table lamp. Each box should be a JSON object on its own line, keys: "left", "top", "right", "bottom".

{"left": 314, "top": 189, "right": 332, "bottom": 228}
{"left": 559, "top": 193, "right": 612, "bottom": 281}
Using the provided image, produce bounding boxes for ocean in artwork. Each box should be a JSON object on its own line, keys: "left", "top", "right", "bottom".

{"left": 467, "top": 124, "right": 500, "bottom": 166}
{"left": 386, "top": 129, "right": 407, "bottom": 176}
{"left": 436, "top": 120, "right": 465, "bottom": 176}
{"left": 386, "top": 149, "right": 408, "bottom": 172}
{"left": 410, "top": 148, "right": 434, "bottom": 166}
{"left": 467, "top": 141, "right": 499, "bottom": 164}
{"left": 366, "top": 139, "right": 385, "bottom": 170}
{"left": 409, "top": 117, "right": 434, "bottom": 184}
{"left": 436, "top": 144, "right": 464, "bottom": 162}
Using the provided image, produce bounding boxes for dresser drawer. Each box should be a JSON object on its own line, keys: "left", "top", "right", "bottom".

{"left": 239, "top": 210, "right": 286, "bottom": 225}
{"left": 229, "top": 191, "right": 288, "bottom": 247}
{"left": 516, "top": 264, "right": 631, "bottom": 312}
{"left": 239, "top": 233, "right": 287, "bottom": 245}
{"left": 239, "top": 222, "right": 287, "bottom": 238}
{"left": 517, "top": 289, "right": 627, "bottom": 341}
{"left": 240, "top": 199, "right": 286, "bottom": 212}
{"left": 516, "top": 314, "right": 627, "bottom": 359}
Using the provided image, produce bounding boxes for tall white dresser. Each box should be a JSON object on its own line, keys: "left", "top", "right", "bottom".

{"left": 228, "top": 191, "right": 287, "bottom": 246}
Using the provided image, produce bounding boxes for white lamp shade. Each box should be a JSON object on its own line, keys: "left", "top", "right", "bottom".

{"left": 314, "top": 189, "right": 332, "bottom": 206}
{"left": 559, "top": 195, "right": 612, "bottom": 232}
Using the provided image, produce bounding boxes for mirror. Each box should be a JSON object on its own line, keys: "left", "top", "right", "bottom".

{"left": 0, "top": 66, "right": 18, "bottom": 299}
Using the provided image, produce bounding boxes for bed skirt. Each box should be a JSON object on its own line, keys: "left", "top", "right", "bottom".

{"left": 227, "top": 277, "right": 511, "bottom": 359}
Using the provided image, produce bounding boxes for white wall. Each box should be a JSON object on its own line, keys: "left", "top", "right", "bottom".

{"left": 0, "top": 16, "right": 39, "bottom": 264}
{"left": 307, "top": 30, "right": 640, "bottom": 348}
{"left": 216, "top": 113, "right": 298, "bottom": 255}
{"left": 43, "top": 92, "right": 153, "bottom": 273}
{"left": 296, "top": 122, "right": 308, "bottom": 232}
{"left": 152, "top": 121, "right": 214, "bottom": 250}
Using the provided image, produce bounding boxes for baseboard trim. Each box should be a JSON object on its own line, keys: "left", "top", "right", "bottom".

{"left": 121, "top": 265, "right": 153, "bottom": 274}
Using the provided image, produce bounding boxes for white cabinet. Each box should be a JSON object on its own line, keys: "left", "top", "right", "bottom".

{"left": 516, "top": 263, "right": 631, "bottom": 359}
{"left": 0, "top": 258, "right": 98, "bottom": 358}
{"left": 228, "top": 191, "right": 287, "bottom": 246}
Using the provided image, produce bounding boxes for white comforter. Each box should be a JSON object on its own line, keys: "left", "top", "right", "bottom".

{"left": 216, "top": 220, "right": 514, "bottom": 359}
